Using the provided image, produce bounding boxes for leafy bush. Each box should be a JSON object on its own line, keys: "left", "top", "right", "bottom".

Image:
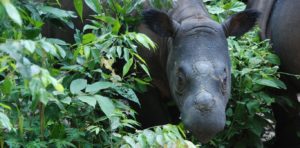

{"left": 0, "top": 0, "right": 287, "bottom": 147}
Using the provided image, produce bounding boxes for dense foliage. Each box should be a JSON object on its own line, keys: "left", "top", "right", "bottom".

{"left": 0, "top": 0, "right": 289, "bottom": 147}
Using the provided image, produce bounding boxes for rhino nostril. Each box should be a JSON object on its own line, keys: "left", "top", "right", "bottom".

{"left": 194, "top": 92, "right": 216, "bottom": 112}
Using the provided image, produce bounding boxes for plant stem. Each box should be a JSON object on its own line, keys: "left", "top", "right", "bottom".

{"left": 39, "top": 103, "right": 45, "bottom": 140}
{"left": 0, "top": 135, "right": 3, "bottom": 148}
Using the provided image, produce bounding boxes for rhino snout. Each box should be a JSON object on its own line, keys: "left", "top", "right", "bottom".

{"left": 193, "top": 91, "right": 216, "bottom": 112}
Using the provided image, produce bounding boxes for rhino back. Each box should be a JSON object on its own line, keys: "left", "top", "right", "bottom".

{"left": 269, "top": 0, "right": 300, "bottom": 89}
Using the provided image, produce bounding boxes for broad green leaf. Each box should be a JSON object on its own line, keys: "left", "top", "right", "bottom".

{"left": 255, "top": 78, "right": 286, "bottom": 89}
{"left": 40, "top": 40, "right": 58, "bottom": 57}
{"left": 54, "top": 83, "right": 64, "bottom": 92}
{"left": 94, "top": 95, "right": 115, "bottom": 117}
{"left": 135, "top": 33, "right": 156, "bottom": 49}
{"left": 112, "top": 19, "right": 121, "bottom": 34}
{"left": 48, "top": 76, "right": 64, "bottom": 92}
{"left": 78, "top": 95, "right": 97, "bottom": 108}
{"left": 46, "top": 38, "right": 69, "bottom": 46}
{"left": 114, "top": 86, "right": 140, "bottom": 105}
{"left": 74, "top": 0, "right": 83, "bottom": 21}
{"left": 84, "top": 0, "right": 102, "bottom": 13}
{"left": 0, "top": 112, "right": 12, "bottom": 131}
{"left": 156, "top": 135, "right": 164, "bottom": 146}
{"left": 185, "top": 140, "right": 197, "bottom": 148}
{"left": 122, "top": 58, "right": 133, "bottom": 77}
{"left": 230, "top": 2, "right": 246, "bottom": 12}
{"left": 1, "top": 0, "right": 22, "bottom": 25}
{"left": 266, "top": 53, "right": 280, "bottom": 65}
{"left": 39, "top": 6, "right": 76, "bottom": 19}
{"left": 84, "top": 46, "right": 90, "bottom": 59}
{"left": 123, "top": 136, "right": 136, "bottom": 147}
{"left": 21, "top": 40, "right": 36, "bottom": 53}
{"left": 94, "top": 15, "right": 116, "bottom": 24}
{"left": 110, "top": 116, "right": 121, "bottom": 130}
{"left": 246, "top": 100, "right": 259, "bottom": 115}
{"left": 85, "top": 81, "right": 114, "bottom": 93}
{"left": 61, "top": 97, "right": 72, "bottom": 105}
{"left": 207, "top": 5, "right": 225, "bottom": 14}
{"left": 1, "top": 78, "right": 12, "bottom": 95}
{"left": 116, "top": 46, "right": 122, "bottom": 58}
{"left": 82, "top": 33, "right": 96, "bottom": 44}
{"left": 70, "top": 79, "right": 87, "bottom": 94}
{"left": 55, "top": 44, "right": 66, "bottom": 58}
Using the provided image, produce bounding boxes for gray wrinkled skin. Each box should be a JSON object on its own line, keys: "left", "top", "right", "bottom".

{"left": 140, "top": 0, "right": 258, "bottom": 143}
{"left": 166, "top": 17, "right": 230, "bottom": 143}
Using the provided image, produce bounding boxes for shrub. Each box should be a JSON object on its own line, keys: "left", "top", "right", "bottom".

{"left": 0, "top": 0, "right": 286, "bottom": 147}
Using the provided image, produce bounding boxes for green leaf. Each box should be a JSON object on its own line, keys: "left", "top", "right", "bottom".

{"left": 74, "top": 0, "right": 83, "bottom": 21}
{"left": 230, "top": 2, "right": 246, "bottom": 12}
{"left": 94, "top": 95, "right": 115, "bottom": 117}
{"left": 266, "top": 53, "right": 280, "bottom": 65}
{"left": 112, "top": 19, "right": 121, "bottom": 34}
{"left": 122, "top": 58, "right": 133, "bottom": 77}
{"left": 123, "top": 136, "right": 136, "bottom": 147}
{"left": 255, "top": 78, "right": 287, "bottom": 89}
{"left": 135, "top": 33, "right": 156, "bottom": 49}
{"left": 40, "top": 6, "right": 76, "bottom": 19}
{"left": 40, "top": 40, "right": 58, "bottom": 57}
{"left": 82, "top": 33, "right": 96, "bottom": 44}
{"left": 84, "top": 0, "right": 102, "bottom": 13}
{"left": 94, "top": 15, "right": 116, "bottom": 24}
{"left": 84, "top": 46, "right": 90, "bottom": 59}
{"left": 1, "top": 77, "right": 13, "bottom": 95}
{"left": 85, "top": 81, "right": 114, "bottom": 93}
{"left": 21, "top": 40, "right": 36, "bottom": 53}
{"left": 0, "top": 112, "right": 12, "bottom": 131}
{"left": 207, "top": 5, "right": 225, "bottom": 14}
{"left": 0, "top": 103, "right": 11, "bottom": 110}
{"left": 114, "top": 86, "right": 140, "bottom": 105}
{"left": 61, "top": 97, "right": 72, "bottom": 105}
{"left": 139, "top": 63, "right": 151, "bottom": 77}
{"left": 55, "top": 44, "right": 66, "bottom": 58}
{"left": 70, "top": 79, "right": 87, "bottom": 94}
{"left": 78, "top": 95, "right": 97, "bottom": 108}
{"left": 1, "top": 0, "right": 22, "bottom": 25}
{"left": 246, "top": 100, "right": 259, "bottom": 115}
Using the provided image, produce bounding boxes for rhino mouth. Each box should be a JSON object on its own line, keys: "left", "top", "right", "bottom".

{"left": 181, "top": 97, "right": 226, "bottom": 143}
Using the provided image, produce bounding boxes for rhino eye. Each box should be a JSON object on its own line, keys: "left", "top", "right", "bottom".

{"left": 176, "top": 71, "right": 186, "bottom": 95}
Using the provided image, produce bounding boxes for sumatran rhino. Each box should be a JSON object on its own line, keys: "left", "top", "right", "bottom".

{"left": 137, "top": 0, "right": 259, "bottom": 143}
{"left": 42, "top": 0, "right": 259, "bottom": 143}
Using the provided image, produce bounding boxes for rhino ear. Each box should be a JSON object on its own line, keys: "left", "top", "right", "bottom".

{"left": 142, "top": 9, "right": 178, "bottom": 37}
{"left": 222, "top": 9, "right": 260, "bottom": 37}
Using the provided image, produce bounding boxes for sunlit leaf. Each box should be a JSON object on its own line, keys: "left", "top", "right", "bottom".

{"left": 84, "top": 0, "right": 102, "bottom": 13}
{"left": 0, "top": 112, "right": 12, "bottom": 131}
{"left": 1, "top": 0, "right": 22, "bottom": 25}
{"left": 122, "top": 58, "right": 133, "bottom": 77}
{"left": 74, "top": 0, "right": 83, "bottom": 21}
{"left": 70, "top": 79, "right": 87, "bottom": 94}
